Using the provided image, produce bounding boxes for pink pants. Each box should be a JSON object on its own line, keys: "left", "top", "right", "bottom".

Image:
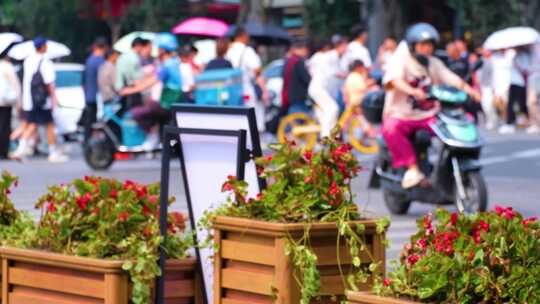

{"left": 382, "top": 116, "right": 435, "bottom": 169}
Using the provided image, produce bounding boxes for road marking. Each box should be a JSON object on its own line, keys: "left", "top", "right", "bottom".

{"left": 480, "top": 147, "right": 540, "bottom": 166}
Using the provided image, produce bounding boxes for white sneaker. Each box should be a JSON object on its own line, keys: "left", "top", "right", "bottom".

{"left": 48, "top": 151, "right": 69, "bottom": 163}
{"left": 402, "top": 168, "right": 425, "bottom": 189}
{"left": 10, "top": 140, "right": 33, "bottom": 160}
{"left": 526, "top": 125, "right": 540, "bottom": 134}
{"left": 498, "top": 124, "right": 516, "bottom": 134}
{"left": 141, "top": 133, "right": 160, "bottom": 151}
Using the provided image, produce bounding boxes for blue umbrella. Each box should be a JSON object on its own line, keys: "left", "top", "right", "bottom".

{"left": 227, "top": 21, "right": 291, "bottom": 44}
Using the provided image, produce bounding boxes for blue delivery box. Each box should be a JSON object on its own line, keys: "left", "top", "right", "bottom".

{"left": 195, "top": 68, "right": 244, "bottom": 106}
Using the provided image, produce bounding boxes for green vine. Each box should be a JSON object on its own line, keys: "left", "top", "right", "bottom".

{"left": 201, "top": 132, "right": 389, "bottom": 303}
{"left": 0, "top": 175, "right": 193, "bottom": 304}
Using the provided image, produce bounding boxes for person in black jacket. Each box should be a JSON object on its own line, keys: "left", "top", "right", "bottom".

{"left": 285, "top": 40, "right": 311, "bottom": 114}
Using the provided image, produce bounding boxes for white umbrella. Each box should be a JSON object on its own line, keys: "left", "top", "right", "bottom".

{"left": 8, "top": 40, "right": 71, "bottom": 60}
{"left": 113, "top": 31, "right": 157, "bottom": 56}
{"left": 0, "top": 33, "right": 23, "bottom": 54}
{"left": 484, "top": 27, "right": 540, "bottom": 50}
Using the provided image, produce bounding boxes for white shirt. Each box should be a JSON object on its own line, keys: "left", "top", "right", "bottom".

{"left": 341, "top": 40, "right": 372, "bottom": 71}
{"left": 325, "top": 50, "right": 344, "bottom": 98}
{"left": 510, "top": 51, "right": 530, "bottom": 87}
{"left": 179, "top": 62, "right": 194, "bottom": 92}
{"left": 491, "top": 50, "right": 513, "bottom": 97}
{"left": 308, "top": 51, "right": 331, "bottom": 85}
{"left": 22, "top": 53, "right": 55, "bottom": 111}
{"left": 225, "top": 41, "right": 262, "bottom": 104}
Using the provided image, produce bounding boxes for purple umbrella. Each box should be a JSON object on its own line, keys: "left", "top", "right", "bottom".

{"left": 172, "top": 17, "right": 229, "bottom": 37}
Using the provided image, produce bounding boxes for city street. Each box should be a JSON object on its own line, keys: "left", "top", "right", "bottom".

{"left": 1, "top": 130, "right": 539, "bottom": 262}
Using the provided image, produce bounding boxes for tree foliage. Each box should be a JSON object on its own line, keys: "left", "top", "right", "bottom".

{"left": 0, "top": 0, "right": 191, "bottom": 61}
{"left": 303, "top": 0, "right": 361, "bottom": 41}
{"left": 448, "top": 0, "right": 540, "bottom": 44}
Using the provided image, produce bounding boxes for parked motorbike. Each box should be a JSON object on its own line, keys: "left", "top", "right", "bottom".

{"left": 83, "top": 99, "right": 161, "bottom": 170}
{"left": 368, "top": 85, "right": 487, "bottom": 214}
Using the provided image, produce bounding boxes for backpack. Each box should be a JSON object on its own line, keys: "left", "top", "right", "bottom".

{"left": 31, "top": 59, "right": 49, "bottom": 109}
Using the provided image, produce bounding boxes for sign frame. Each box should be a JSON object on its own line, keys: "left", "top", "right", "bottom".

{"left": 156, "top": 125, "right": 247, "bottom": 304}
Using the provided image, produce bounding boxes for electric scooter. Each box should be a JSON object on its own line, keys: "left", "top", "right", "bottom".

{"left": 83, "top": 98, "right": 162, "bottom": 170}
{"left": 369, "top": 85, "right": 487, "bottom": 214}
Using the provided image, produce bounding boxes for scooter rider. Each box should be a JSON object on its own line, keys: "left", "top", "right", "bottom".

{"left": 382, "top": 23, "right": 480, "bottom": 189}
{"left": 121, "top": 33, "right": 183, "bottom": 149}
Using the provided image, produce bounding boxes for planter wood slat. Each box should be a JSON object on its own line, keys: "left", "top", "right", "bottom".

{"left": 346, "top": 291, "right": 420, "bottom": 304}
{"left": 213, "top": 216, "right": 386, "bottom": 304}
{"left": 0, "top": 247, "right": 202, "bottom": 304}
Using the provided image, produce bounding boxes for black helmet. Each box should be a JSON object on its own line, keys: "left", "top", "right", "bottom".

{"left": 405, "top": 23, "right": 440, "bottom": 46}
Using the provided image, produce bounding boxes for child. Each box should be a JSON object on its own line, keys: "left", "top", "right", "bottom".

{"left": 343, "top": 60, "right": 375, "bottom": 136}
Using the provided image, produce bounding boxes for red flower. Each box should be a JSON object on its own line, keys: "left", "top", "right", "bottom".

{"left": 304, "top": 176, "right": 312, "bottom": 184}
{"left": 416, "top": 239, "right": 427, "bottom": 251}
{"left": 47, "top": 203, "right": 56, "bottom": 213}
{"left": 423, "top": 215, "right": 434, "bottom": 236}
{"left": 495, "top": 205, "right": 505, "bottom": 216}
{"left": 478, "top": 220, "right": 490, "bottom": 232}
{"left": 450, "top": 213, "right": 458, "bottom": 226}
{"left": 332, "top": 144, "right": 352, "bottom": 159}
{"left": 227, "top": 175, "right": 235, "bottom": 180}
{"left": 303, "top": 151, "right": 313, "bottom": 162}
{"left": 328, "top": 182, "right": 340, "bottom": 196}
{"left": 91, "top": 207, "right": 100, "bottom": 215}
{"left": 142, "top": 204, "right": 151, "bottom": 216}
{"left": 265, "top": 155, "right": 273, "bottom": 162}
{"left": 148, "top": 195, "right": 158, "bottom": 205}
{"left": 472, "top": 228, "right": 482, "bottom": 244}
{"left": 407, "top": 254, "right": 420, "bottom": 265}
{"left": 222, "top": 182, "right": 234, "bottom": 192}
{"left": 110, "top": 190, "right": 118, "bottom": 199}
{"left": 123, "top": 180, "right": 136, "bottom": 190}
{"left": 76, "top": 193, "right": 91, "bottom": 211}
{"left": 503, "top": 207, "right": 516, "bottom": 220}
{"left": 117, "top": 211, "right": 128, "bottom": 222}
{"left": 256, "top": 193, "right": 264, "bottom": 200}
{"left": 383, "top": 278, "right": 391, "bottom": 287}
{"left": 522, "top": 216, "right": 538, "bottom": 227}
{"left": 135, "top": 186, "right": 147, "bottom": 199}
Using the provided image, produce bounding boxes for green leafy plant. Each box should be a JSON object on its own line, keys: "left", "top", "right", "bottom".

{"left": 202, "top": 134, "right": 389, "bottom": 303}
{"left": 5, "top": 176, "right": 192, "bottom": 304}
{"left": 374, "top": 207, "right": 540, "bottom": 303}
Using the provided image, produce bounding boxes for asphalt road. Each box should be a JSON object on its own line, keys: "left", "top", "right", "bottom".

{"left": 1, "top": 130, "right": 539, "bottom": 262}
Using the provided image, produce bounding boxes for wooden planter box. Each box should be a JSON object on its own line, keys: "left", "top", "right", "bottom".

{"left": 212, "top": 216, "right": 386, "bottom": 304}
{"left": 0, "top": 247, "right": 202, "bottom": 304}
{"left": 346, "top": 291, "right": 419, "bottom": 304}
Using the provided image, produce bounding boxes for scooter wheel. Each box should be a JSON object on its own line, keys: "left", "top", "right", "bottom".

{"left": 84, "top": 137, "right": 115, "bottom": 170}
{"left": 455, "top": 171, "right": 488, "bottom": 214}
{"left": 383, "top": 189, "right": 411, "bottom": 215}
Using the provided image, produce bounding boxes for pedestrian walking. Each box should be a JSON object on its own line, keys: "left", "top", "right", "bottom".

{"left": 205, "top": 38, "right": 232, "bottom": 71}
{"left": 499, "top": 47, "right": 530, "bottom": 134}
{"left": 341, "top": 23, "right": 372, "bottom": 72}
{"left": 98, "top": 50, "right": 120, "bottom": 104}
{"left": 82, "top": 38, "right": 107, "bottom": 143}
{"left": 526, "top": 43, "right": 540, "bottom": 133}
{"left": 478, "top": 49, "right": 498, "bottom": 130}
{"left": 326, "top": 36, "right": 349, "bottom": 102}
{"left": 179, "top": 45, "right": 195, "bottom": 102}
{"left": 0, "top": 55, "right": 21, "bottom": 159}
{"left": 12, "top": 37, "right": 68, "bottom": 162}
{"left": 284, "top": 40, "right": 311, "bottom": 114}
{"left": 375, "top": 37, "right": 397, "bottom": 72}
{"left": 446, "top": 42, "right": 469, "bottom": 79}
{"left": 225, "top": 27, "right": 264, "bottom": 131}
